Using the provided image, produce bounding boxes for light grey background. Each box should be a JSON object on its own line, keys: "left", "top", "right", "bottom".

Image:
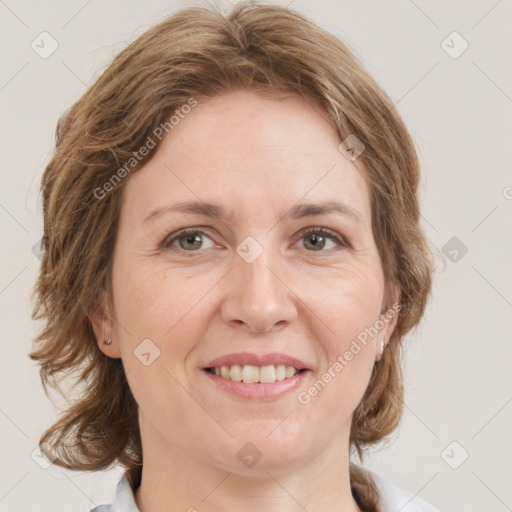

{"left": 1, "top": 1, "right": 511, "bottom": 511}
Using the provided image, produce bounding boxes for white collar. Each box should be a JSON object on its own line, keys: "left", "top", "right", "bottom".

{"left": 91, "top": 466, "right": 439, "bottom": 512}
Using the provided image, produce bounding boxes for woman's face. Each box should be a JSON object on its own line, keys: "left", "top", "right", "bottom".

{"left": 95, "top": 89, "right": 398, "bottom": 474}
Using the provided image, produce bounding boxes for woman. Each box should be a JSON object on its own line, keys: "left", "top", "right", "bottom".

{"left": 30, "top": 2, "right": 438, "bottom": 511}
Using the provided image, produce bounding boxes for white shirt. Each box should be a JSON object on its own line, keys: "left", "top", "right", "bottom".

{"left": 90, "top": 467, "right": 439, "bottom": 512}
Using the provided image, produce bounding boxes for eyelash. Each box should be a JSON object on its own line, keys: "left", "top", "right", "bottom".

{"left": 160, "top": 226, "right": 350, "bottom": 255}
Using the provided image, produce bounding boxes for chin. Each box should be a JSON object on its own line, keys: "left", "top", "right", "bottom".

{"left": 203, "top": 428, "right": 308, "bottom": 475}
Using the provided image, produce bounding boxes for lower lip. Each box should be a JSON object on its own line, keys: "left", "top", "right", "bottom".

{"left": 201, "top": 369, "right": 311, "bottom": 400}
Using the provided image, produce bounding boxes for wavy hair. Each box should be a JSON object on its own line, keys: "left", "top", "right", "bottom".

{"left": 29, "top": 2, "right": 434, "bottom": 510}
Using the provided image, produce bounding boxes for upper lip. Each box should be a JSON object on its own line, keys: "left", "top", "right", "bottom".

{"left": 203, "top": 352, "right": 312, "bottom": 370}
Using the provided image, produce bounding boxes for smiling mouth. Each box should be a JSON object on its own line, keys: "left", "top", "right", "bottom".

{"left": 204, "top": 364, "right": 308, "bottom": 384}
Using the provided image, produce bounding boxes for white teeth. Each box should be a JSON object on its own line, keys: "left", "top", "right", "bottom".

{"left": 275, "top": 364, "right": 286, "bottom": 381}
{"left": 209, "top": 364, "right": 300, "bottom": 383}
{"left": 285, "top": 366, "right": 296, "bottom": 378}
{"left": 259, "top": 365, "right": 276, "bottom": 383}
{"left": 229, "top": 364, "right": 242, "bottom": 381}
{"left": 242, "top": 365, "right": 259, "bottom": 383}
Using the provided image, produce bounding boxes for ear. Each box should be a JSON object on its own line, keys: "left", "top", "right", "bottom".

{"left": 89, "top": 290, "right": 121, "bottom": 359}
{"left": 378, "top": 284, "right": 402, "bottom": 345}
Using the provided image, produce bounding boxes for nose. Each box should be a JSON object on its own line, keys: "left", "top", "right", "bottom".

{"left": 220, "top": 245, "right": 297, "bottom": 334}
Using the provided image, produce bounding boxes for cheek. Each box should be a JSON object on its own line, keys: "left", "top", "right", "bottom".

{"left": 295, "top": 263, "right": 383, "bottom": 401}
{"left": 111, "top": 260, "right": 206, "bottom": 417}
{"left": 112, "top": 257, "right": 224, "bottom": 387}
{"left": 299, "top": 261, "right": 384, "bottom": 345}
{"left": 113, "top": 257, "right": 205, "bottom": 338}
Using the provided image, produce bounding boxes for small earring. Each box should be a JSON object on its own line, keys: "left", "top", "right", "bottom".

{"left": 376, "top": 339, "right": 386, "bottom": 361}
{"left": 104, "top": 338, "right": 112, "bottom": 345}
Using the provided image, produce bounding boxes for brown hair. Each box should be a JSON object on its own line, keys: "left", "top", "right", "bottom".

{"left": 29, "top": 2, "right": 434, "bottom": 510}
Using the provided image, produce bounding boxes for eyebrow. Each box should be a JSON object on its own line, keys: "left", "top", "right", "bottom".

{"left": 142, "top": 200, "right": 364, "bottom": 226}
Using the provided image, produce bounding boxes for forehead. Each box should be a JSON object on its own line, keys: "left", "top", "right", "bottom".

{"left": 121, "top": 89, "right": 372, "bottom": 225}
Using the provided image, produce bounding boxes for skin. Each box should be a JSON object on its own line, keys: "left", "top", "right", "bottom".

{"left": 92, "top": 89, "right": 399, "bottom": 512}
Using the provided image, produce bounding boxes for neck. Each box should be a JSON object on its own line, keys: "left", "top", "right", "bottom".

{"left": 133, "top": 422, "right": 363, "bottom": 512}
